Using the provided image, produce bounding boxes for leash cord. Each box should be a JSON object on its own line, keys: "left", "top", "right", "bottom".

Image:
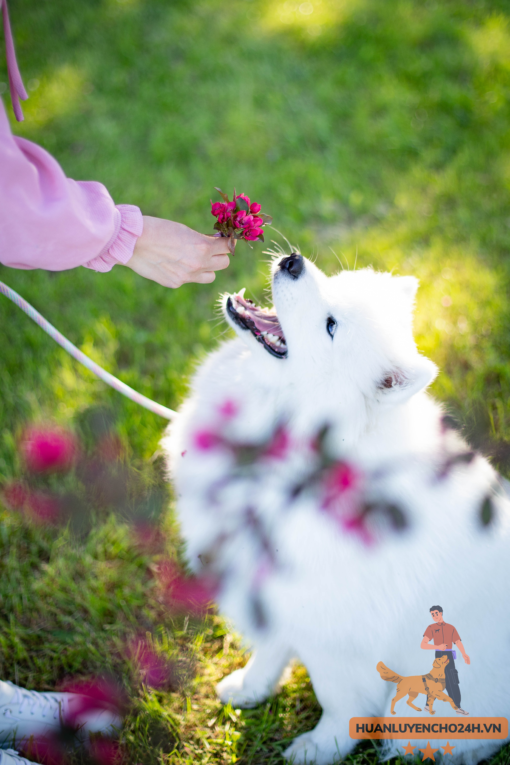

{"left": 0, "top": 281, "right": 176, "bottom": 420}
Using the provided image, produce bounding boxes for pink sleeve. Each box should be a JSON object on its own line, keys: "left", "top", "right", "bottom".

{"left": 0, "top": 98, "right": 143, "bottom": 272}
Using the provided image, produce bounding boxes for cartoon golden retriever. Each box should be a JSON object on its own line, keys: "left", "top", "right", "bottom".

{"left": 377, "top": 656, "right": 458, "bottom": 715}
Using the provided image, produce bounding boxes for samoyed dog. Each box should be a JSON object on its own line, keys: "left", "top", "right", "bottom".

{"left": 163, "top": 253, "right": 510, "bottom": 764}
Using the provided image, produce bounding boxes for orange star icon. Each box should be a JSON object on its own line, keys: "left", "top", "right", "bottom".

{"left": 442, "top": 742, "right": 455, "bottom": 756}
{"left": 419, "top": 742, "right": 440, "bottom": 761}
{"left": 402, "top": 742, "right": 415, "bottom": 756}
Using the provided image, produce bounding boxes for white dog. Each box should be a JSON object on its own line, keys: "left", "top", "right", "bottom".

{"left": 163, "top": 254, "right": 510, "bottom": 764}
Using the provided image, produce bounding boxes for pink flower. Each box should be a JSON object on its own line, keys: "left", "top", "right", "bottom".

{"left": 250, "top": 202, "right": 262, "bottom": 214}
{"left": 156, "top": 561, "right": 217, "bottom": 614}
{"left": 263, "top": 426, "right": 290, "bottom": 460}
{"left": 61, "top": 678, "right": 124, "bottom": 728}
{"left": 21, "top": 426, "right": 77, "bottom": 472}
{"left": 225, "top": 200, "right": 236, "bottom": 212}
{"left": 26, "top": 491, "right": 60, "bottom": 524}
{"left": 241, "top": 215, "right": 254, "bottom": 228}
{"left": 193, "top": 429, "right": 223, "bottom": 451}
{"left": 1, "top": 480, "right": 29, "bottom": 511}
{"left": 218, "top": 399, "right": 238, "bottom": 419}
{"left": 233, "top": 210, "right": 247, "bottom": 229}
{"left": 90, "top": 739, "right": 122, "bottom": 765}
{"left": 243, "top": 227, "right": 264, "bottom": 241}
{"left": 322, "top": 461, "right": 359, "bottom": 505}
{"left": 236, "top": 193, "right": 251, "bottom": 208}
{"left": 211, "top": 201, "right": 226, "bottom": 217}
{"left": 22, "top": 736, "right": 65, "bottom": 765}
{"left": 340, "top": 513, "right": 374, "bottom": 546}
{"left": 127, "top": 637, "right": 174, "bottom": 690}
{"left": 252, "top": 216, "right": 264, "bottom": 227}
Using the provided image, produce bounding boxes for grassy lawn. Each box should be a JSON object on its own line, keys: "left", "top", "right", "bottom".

{"left": 1, "top": 0, "right": 510, "bottom": 762}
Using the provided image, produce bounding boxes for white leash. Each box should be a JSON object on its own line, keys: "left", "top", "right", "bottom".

{"left": 1, "top": 281, "right": 177, "bottom": 420}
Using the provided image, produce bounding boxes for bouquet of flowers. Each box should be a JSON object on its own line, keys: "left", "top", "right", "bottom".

{"left": 211, "top": 188, "right": 273, "bottom": 254}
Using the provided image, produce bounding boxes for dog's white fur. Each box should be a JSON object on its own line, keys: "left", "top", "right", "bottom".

{"left": 163, "top": 256, "right": 510, "bottom": 764}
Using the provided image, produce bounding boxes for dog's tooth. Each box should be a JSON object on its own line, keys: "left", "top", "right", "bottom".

{"left": 238, "top": 288, "right": 246, "bottom": 298}
{"left": 267, "top": 333, "right": 278, "bottom": 342}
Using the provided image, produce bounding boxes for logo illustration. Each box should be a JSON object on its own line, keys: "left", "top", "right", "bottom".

{"left": 377, "top": 604, "right": 470, "bottom": 716}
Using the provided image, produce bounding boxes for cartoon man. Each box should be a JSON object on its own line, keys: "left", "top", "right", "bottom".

{"left": 420, "top": 605, "right": 470, "bottom": 716}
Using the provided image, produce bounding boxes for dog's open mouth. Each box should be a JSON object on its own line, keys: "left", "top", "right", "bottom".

{"left": 226, "top": 289, "right": 287, "bottom": 359}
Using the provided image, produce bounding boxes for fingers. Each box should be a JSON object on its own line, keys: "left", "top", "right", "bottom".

{"left": 210, "top": 254, "right": 230, "bottom": 272}
{"left": 208, "top": 235, "right": 232, "bottom": 256}
{"left": 195, "top": 271, "right": 216, "bottom": 284}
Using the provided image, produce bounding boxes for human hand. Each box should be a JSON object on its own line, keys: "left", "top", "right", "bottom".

{"left": 125, "top": 216, "right": 231, "bottom": 288}
{"left": 463, "top": 654, "right": 471, "bottom": 665}
{"left": 436, "top": 644, "right": 447, "bottom": 651}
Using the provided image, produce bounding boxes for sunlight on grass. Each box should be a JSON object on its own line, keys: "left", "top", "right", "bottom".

{"left": 49, "top": 317, "right": 119, "bottom": 419}
{"left": 15, "top": 64, "right": 88, "bottom": 130}
{"left": 465, "top": 14, "right": 510, "bottom": 71}
{"left": 261, "top": 0, "right": 365, "bottom": 37}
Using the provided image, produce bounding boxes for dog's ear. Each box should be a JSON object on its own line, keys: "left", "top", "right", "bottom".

{"left": 376, "top": 355, "right": 438, "bottom": 406}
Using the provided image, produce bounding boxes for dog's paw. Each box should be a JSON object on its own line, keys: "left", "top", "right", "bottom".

{"left": 284, "top": 731, "right": 343, "bottom": 765}
{"left": 216, "top": 669, "right": 268, "bottom": 709}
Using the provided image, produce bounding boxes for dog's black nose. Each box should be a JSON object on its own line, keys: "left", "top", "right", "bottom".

{"left": 278, "top": 253, "right": 304, "bottom": 279}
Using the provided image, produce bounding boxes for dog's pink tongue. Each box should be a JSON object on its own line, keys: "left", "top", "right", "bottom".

{"left": 235, "top": 294, "right": 285, "bottom": 338}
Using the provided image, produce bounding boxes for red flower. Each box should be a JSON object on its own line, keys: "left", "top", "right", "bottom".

{"left": 263, "top": 426, "right": 290, "bottom": 460}
{"left": 60, "top": 678, "right": 124, "bottom": 728}
{"left": 21, "top": 426, "right": 77, "bottom": 472}
{"left": 218, "top": 399, "right": 239, "bottom": 419}
{"left": 243, "top": 227, "right": 264, "bottom": 241}
{"left": 233, "top": 210, "right": 247, "bottom": 228}
{"left": 90, "top": 739, "right": 122, "bottom": 765}
{"left": 211, "top": 201, "right": 226, "bottom": 217}
{"left": 322, "top": 461, "right": 359, "bottom": 506}
{"left": 26, "top": 491, "right": 60, "bottom": 524}
{"left": 252, "top": 216, "right": 264, "bottom": 227}
{"left": 250, "top": 202, "right": 262, "bottom": 214}
{"left": 241, "top": 214, "right": 254, "bottom": 228}
{"left": 193, "top": 429, "right": 223, "bottom": 451}
{"left": 156, "top": 560, "right": 217, "bottom": 614}
{"left": 1, "top": 480, "right": 29, "bottom": 511}
{"left": 127, "top": 637, "right": 174, "bottom": 689}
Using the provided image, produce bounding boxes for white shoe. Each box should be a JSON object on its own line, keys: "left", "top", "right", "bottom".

{"left": 0, "top": 750, "right": 37, "bottom": 765}
{"left": 0, "top": 681, "right": 121, "bottom": 746}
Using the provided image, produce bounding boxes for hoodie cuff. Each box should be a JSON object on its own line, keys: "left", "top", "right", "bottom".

{"left": 84, "top": 205, "right": 144, "bottom": 273}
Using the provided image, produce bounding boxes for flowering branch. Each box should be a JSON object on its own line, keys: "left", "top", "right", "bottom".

{"left": 211, "top": 188, "right": 273, "bottom": 255}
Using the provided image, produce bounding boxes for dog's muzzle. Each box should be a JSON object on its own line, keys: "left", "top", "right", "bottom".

{"left": 278, "top": 253, "right": 304, "bottom": 280}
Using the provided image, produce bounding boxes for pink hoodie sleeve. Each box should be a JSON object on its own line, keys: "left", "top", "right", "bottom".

{"left": 0, "top": 97, "right": 143, "bottom": 272}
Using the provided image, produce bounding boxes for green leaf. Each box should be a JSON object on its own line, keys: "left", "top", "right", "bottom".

{"left": 257, "top": 233, "right": 265, "bottom": 242}
{"left": 214, "top": 187, "right": 230, "bottom": 203}
{"left": 258, "top": 213, "right": 273, "bottom": 225}
{"left": 236, "top": 197, "right": 249, "bottom": 212}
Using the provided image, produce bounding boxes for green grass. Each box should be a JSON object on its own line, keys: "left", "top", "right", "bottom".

{"left": 1, "top": 0, "right": 510, "bottom": 762}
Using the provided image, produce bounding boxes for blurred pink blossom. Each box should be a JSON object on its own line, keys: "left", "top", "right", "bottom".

{"left": 1, "top": 480, "right": 29, "bottom": 511}
{"left": 263, "top": 426, "right": 290, "bottom": 460}
{"left": 156, "top": 560, "right": 216, "bottom": 614}
{"left": 218, "top": 399, "right": 238, "bottom": 420}
{"left": 90, "top": 738, "right": 122, "bottom": 765}
{"left": 193, "top": 429, "right": 223, "bottom": 451}
{"left": 21, "top": 426, "right": 77, "bottom": 473}
{"left": 249, "top": 202, "right": 262, "bottom": 214}
{"left": 26, "top": 491, "right": 60, "bottom": 524}
{"left": 127, "top": 637, "right": 173, "bottom": 689}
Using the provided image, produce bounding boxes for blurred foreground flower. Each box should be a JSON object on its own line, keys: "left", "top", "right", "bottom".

{"left": 127, "top": 637, "right": 176, "bottom": 690}
{"left": 20, "top": 426, "right": 78, "bottom": 472}
{"left": 155, "top": 560, "right": 217, "bottom": 614}
{"left": 210, "top": 188, "right": 272, "bottom": 254}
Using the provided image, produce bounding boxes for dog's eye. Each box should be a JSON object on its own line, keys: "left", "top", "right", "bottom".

{"left": 326, "top": 317, "right": 337, "bottom": 338}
